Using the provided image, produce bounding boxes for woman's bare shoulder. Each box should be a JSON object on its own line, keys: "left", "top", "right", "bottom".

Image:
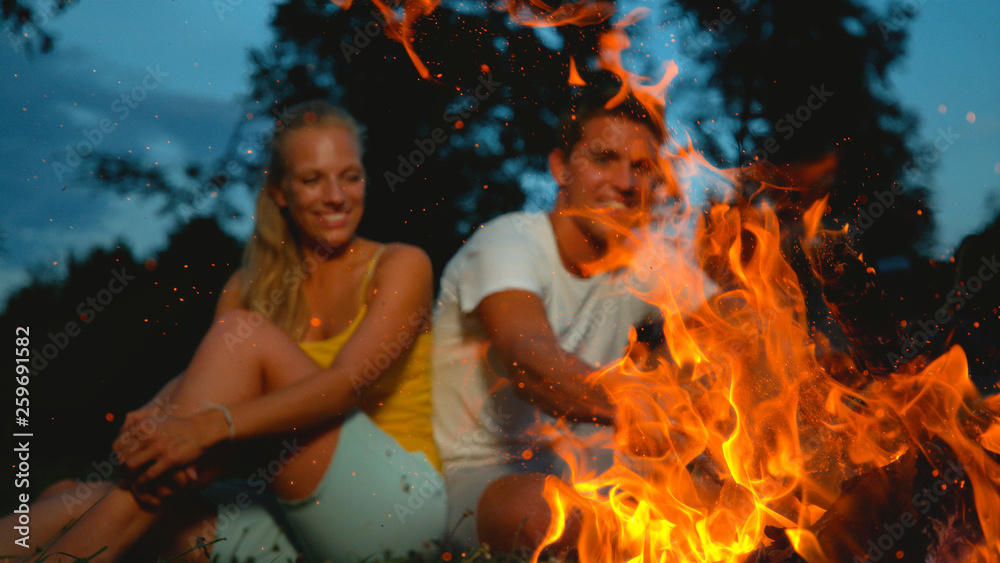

{"left": 380, "top": 242, "right": 430, "bottom": 263}
{"left": 371, "top": 243, "right": 432, "bottom": 287}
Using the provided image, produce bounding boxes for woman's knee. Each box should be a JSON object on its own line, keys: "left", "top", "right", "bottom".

{"left": 38, "top": 478, "right": 89, "bottom": 500}
{"left": 209, "top": 309, "right": 307, "bottom": 367}
{"left": 210, "top": 309, "right": 281, "bottom": 348}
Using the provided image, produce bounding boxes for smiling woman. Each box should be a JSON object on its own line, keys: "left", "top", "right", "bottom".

{"left": 272, "top": 127, "right": 366, "bottom": 250}
{"left": 0, "top": 101, "right": 446, "bottom": 563}
{"left": 274, "top": 124, "right": 366, "bottom": 244}
{"left": 240, "top": 105, "right": 371, "bottom": 338}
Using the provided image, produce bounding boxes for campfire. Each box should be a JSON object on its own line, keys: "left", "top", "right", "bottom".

{"left": 533, "top": 188, "right": 1000, "bottom": 562}
{"left": 340, "top": 1, "right": 1000, "bottom": 560}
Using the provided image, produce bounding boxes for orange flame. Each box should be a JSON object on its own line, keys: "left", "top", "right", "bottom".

{"left": 503, "top": 0, "right": 615, "bottom": 28}
{"left": 532, "top": 186, "right": 1000, "bottom": 561}
{"left": 568, "top": 56, "right": 586, "bottom": 86}
{"left": 330, "top": 1, "right": 1000, "bottom": 558}
{"left": 330, "top": 0, "right": 438, "bottom": 79}
{"left": 595, "top": 13, "right": 677, "bottom": 138}
{"left": 373, "top": 0, "right": 438, "bottom": 80}
{"left": 332, "top": 0, "right": 617, "bottom": 80}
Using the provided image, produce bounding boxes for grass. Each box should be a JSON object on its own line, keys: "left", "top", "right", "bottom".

{"left": 6, "top": 493, "right": 555, "bottom": 563}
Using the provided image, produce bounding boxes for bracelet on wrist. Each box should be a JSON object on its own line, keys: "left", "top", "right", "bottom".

{"left": 201, "top": 401, "right": 235, "bottom": 441}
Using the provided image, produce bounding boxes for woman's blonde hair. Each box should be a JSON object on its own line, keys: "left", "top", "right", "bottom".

{"left": 240, "top": 100, "right": 366, "bottom": 338}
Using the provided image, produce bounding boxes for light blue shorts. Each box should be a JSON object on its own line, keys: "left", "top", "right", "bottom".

{"left": 201, "top": 479, "right": 299, "bottom": 562}
{"left": 207, "top": 410, "right": 447, "bottom": 562}
{"left": 280, "top": 409, "right": 447, "bottom": 562}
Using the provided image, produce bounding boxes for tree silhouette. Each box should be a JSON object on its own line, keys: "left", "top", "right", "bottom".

{"left": 87, "top": 0, "right": 616, "bottom": 280}
{"left": 2, "top": 0, "right": 77, "bottom": 55}
{"left": 925, "top": 206, "right": 1000, "bottom": 392}
{"left": 673, "top": 0, "right": 935, "bottom": 269}
{"left": 1, "top": 218, "right": 241, "bottom": 508}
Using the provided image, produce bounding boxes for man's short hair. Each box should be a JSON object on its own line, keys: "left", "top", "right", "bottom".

{"left": 554, "top": 83, "right": 667, "bottom": 153}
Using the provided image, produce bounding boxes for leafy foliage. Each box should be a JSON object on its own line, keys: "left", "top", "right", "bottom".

{"left": 2, "top": 0, "right": 77, "bottom": 55}
{"left": 1, "top": 219, "right": 241, "bottom": 509}
{"left": 87, "top": 0, "right": 616, "bottom": 280}
{"left": 673, "top": 0, "right": 935, "bottom": 265}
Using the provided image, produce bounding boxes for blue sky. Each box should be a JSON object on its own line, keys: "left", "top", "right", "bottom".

{"left": 1, "top": 0, "right": 998, "bottom": 306}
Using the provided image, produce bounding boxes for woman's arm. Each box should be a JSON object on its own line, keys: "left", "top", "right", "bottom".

{"left": 114, "top": 271, "right": 247, "bottom": 499}
{"left": 115, "top": 245, "right": 433, "bottom": 483}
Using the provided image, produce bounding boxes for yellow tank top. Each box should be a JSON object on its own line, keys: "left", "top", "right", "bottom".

{"left": 297, "top": 247, "right": 441, "bottom": 471}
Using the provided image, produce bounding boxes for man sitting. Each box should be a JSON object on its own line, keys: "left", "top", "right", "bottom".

{"left": 432, "top": 87, "right": 668, "bottom": 553}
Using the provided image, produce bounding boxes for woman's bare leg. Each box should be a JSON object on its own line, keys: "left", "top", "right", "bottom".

{"left": 35, "top": 310, "right": 340, "bottom": 561}
{"left": 0, "top": 479, "right": 112, "bottom": 559}
{"left": 121, "top": 496, "right": 217, "bottom": 562}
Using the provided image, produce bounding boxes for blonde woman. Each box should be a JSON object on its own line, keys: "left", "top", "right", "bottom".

{"left": 4, "top": 101, "right": 445, "bottom": 562}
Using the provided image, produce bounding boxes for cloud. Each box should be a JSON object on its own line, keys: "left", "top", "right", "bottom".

{"left": 1, "top": 41, "right": 248, "bottom": 304}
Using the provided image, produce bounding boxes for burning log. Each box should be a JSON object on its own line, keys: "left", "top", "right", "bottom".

{"left": 747, "top": 441, "right": 994, "bottom": 563}
{"left": 804, "top": 233, "right": 904, "bottom": 380}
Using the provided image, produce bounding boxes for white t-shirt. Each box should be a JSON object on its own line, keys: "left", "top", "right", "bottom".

{"left": 432, "top": 211, "right": 657, "bottom": 472}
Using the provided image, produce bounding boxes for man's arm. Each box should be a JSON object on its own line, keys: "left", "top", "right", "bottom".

{"left": 477, "top": 289, "right": 616, "bottom": 423}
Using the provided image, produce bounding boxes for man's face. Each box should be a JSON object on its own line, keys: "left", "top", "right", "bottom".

{"left": 550, "top": 114, "right": 661, "bottom": 245}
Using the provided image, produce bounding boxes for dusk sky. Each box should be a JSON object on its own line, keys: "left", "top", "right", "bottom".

{"left": 2, "top": 0, "right": 998, "bottom": 308}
